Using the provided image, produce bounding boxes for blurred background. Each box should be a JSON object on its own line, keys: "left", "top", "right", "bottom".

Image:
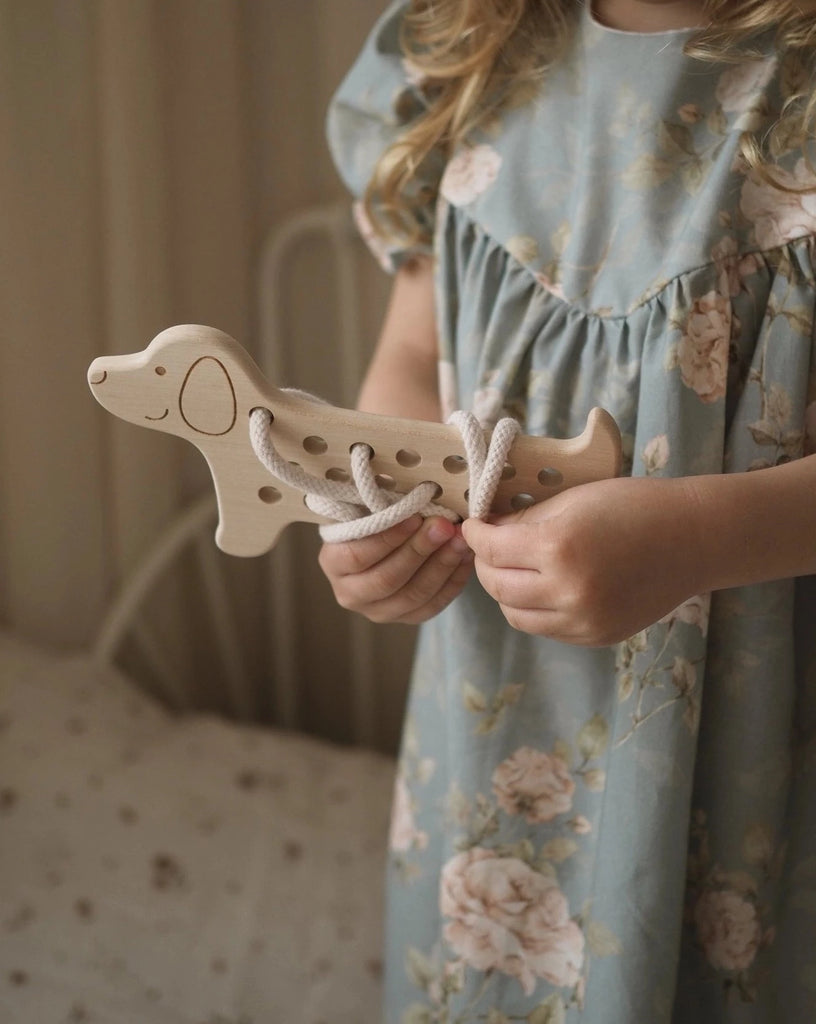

{"left": 0, "top": 0, "right": 416, "bottom": 756}
{"left": 0, "top": 7, "right": 422, "bottom": 1020}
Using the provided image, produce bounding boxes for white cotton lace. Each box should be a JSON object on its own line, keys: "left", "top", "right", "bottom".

{"left": 248, "top": 396, "right": 520, "bottom": 543}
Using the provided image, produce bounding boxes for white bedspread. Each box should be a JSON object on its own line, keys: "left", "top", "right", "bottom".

{"left": 0, "top": 630, "right": 395, "bottom": 1023}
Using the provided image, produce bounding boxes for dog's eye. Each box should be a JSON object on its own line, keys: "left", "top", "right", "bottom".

{"left": 155, "top": 366, "right": 167, "bottom": 376}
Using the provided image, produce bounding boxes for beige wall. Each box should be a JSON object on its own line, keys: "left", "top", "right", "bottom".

{"left": 0, "top": 0, "right": 415, "bottom": 754}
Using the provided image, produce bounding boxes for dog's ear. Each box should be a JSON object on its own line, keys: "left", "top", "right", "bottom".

{"left": 179, "top": 356, "right": 238, "bottom": 436}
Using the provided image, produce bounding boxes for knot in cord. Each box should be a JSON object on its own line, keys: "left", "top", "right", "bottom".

{"left": 248, "top": 395, "right": 520, "bottom": 543}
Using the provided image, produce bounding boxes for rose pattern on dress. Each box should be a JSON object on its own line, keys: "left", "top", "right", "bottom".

{"left": 685, "top": 811, "right": 781, "bottom": 1001}
{"left": 674, "top": 290, "right": 731, "bottom": 403}
{"left": 440, "top": 144, "right": 502, "bottom": 207}
{"left": 711, "top": 236, "right": 763, "bottom": 298}
{"left": 740, "top": 158, "right": 816, "bottom": 250}
{"left": 390, "top": 773, "right": 429, "bottom": 854}
{"left": 492, "top": 747, "right": 575, "bottom": 825}
{"left": 396, "top": 710, "right": 618, "bottom": 1020}
{"left": 659, "top": 594, "right": 710, "bottom": 637}
{"left": 439, "top": 847, "right": 585, "bottom": 995}
{"left": 715, "top": 58, "right": 777, "bottom": 132}
{"left": 694, "top": 889, "right": 763, "bottom": 972}
{"left": 642, "top": 434, "right": 670, "bottom": 475}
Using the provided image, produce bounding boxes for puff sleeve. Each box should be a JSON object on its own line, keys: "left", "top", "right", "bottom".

{"left": 326, "top": 0, "right": 444, "bottom": 271}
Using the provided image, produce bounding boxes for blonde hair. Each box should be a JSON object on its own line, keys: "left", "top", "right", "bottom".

{"left": 365, "top": 0, "right": 816, "bottom": 247}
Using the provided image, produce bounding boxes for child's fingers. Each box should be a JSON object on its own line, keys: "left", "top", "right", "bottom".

{"left": 473, "top": 561, "right": 551, "bottom": 613}
{"left": 397, "top": 557, "right": 475, "bottom": 624}
{"left": 461, "top": 518, "right": 542, "bottom": 570}
{"left": 364, "top": 541, "right": 474, "bottom": 623}
{"left": 496, "top": 605, "right": 584, "bottom": 641}
{"left": 320, "top": 516, "right": 470, "bottom": 613}
{"left": 363, "top": 518, "right": 466, "bottom": 600}
{"left": 319, "top": 514, "right": 425, "bottom": 578}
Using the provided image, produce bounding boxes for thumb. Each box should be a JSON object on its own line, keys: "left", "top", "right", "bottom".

{"left": 460, "top": 516, "right": 495, "bottom": 550}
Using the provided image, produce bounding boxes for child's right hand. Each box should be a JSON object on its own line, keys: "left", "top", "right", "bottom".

{"left": 318, "top": 514, "right": 474, "bottom": 624}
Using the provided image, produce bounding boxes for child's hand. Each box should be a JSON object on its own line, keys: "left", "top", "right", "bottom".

{"left": 461, "top": 476, "right": 706, "bottom": 646}
{"left": 318, "top": 515, "right": 474, "bottom": 624}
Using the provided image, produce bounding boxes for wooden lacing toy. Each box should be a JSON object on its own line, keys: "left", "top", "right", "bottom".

{"left": 87, "top": 324, "right": 623, "bottom": 557}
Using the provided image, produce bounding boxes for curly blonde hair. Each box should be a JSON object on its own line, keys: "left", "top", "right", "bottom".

{"left": 365, "top": 0, "right": 816, "bottom": 247}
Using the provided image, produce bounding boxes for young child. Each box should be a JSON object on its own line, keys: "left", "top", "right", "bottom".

{"left": 322, "top": 1, "right": 816, "bottom": 1019}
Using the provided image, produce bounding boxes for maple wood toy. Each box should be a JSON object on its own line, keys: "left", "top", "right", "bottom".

{"left": 87, "top": 325, "right": 622, "bottom": 557}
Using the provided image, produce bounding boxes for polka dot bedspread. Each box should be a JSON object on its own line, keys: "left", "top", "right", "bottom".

{"left": 0, "top": 629, "right": 393, "bottom": 1023}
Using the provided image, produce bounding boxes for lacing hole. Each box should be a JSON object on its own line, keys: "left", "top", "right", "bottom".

{"left": 537, "top": 467, "right": 564, "bottom": 486}
{"left": 303, "top": 435, "right": 328, "bottom": 455}
{"left": 325, "top": 467, "right": 350, "bottom": 483}
{"left": 396, "top": 449, "right": 421, "bottom": 468}
{"left": 250, "top": 406, "right": 273, "bottom": 424}
{"left": 375, "top": 474, "right": 396, "bottom": 491}
{"left": 422, "top": 481, "right": 443, "bottom": 500}
{"left": 501, "top": 463, "right": 516, "bottom": 480}
{"left": 350, "top": 442, "right": 374, "bottom": 459}
{"left": 443, "top": 455, "right": 467, "bottom": 474}
{"left": 510, "top": 493, "right": 536, "bottom": 511}
{"left": 258, "top": 486, "right": 282, "bottom": 504}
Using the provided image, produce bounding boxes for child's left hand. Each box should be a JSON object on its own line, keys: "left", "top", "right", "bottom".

{"left": 461, "top": 476, "right": 708, "bottom": 646}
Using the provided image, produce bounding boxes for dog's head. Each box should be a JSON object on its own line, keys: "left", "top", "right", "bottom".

{"left": 88, "top": 325, "right": 263, "bottom": 441}
{"left": 89, "top": 324, "right": 322, "bottom": 556}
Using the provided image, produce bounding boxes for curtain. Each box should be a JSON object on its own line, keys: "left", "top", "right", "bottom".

{"left": 0, "top": 0, "right": 411, "bottom": 754}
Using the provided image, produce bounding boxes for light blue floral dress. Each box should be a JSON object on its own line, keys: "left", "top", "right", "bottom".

{"left": 327, "top": 3, "right": 816, "bottom": 1021}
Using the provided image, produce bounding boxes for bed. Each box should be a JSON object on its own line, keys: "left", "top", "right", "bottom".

{"left": 0, "top": 204, "right": 404, "bottom": 1024}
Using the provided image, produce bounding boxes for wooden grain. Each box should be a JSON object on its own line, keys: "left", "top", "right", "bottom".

{"left": 88, "top": 325, "right": 623, "bottom": 556}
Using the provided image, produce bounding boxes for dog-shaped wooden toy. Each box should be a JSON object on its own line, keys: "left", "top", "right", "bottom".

{"left": 88, "top": 324, "right": 622, "bottom": 557}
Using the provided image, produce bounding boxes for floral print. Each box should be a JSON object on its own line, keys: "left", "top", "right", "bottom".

{"left": 328, "top": 2, "right": 816, "bottom": 1021}
{"left": 439, "top": 144, "right": 502, "bottom": 207}
{"left": 683, "top": 809, "right": 782, "bottom": 1004}
{"left": 390, "top": 773, "right": 429, "bottom": 854}
{"left": 694, "top": 890, "right": 763, "bottom": 973}
{"left": 673, "top": 290, "right": 732, "bottom": 403}
{"left": 715, "top": 58, "right": 778, "bottom": 132}
{"left": 741, "top": 158, "right": 816, "bottom": 249}
{"left": 660, "top": 594, "right": 711, "bottom": 636}
{"left": 392, "top": 706, "right": 619, "bottom": 1022}
{"left": 492, "top": 748, "right": 575, "bottom": 825}
{"left": 440, "top": 848, "right": 585, "bottom": 995}
{"left": 642, "top": 433, "right": 670, "bottom": 474}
